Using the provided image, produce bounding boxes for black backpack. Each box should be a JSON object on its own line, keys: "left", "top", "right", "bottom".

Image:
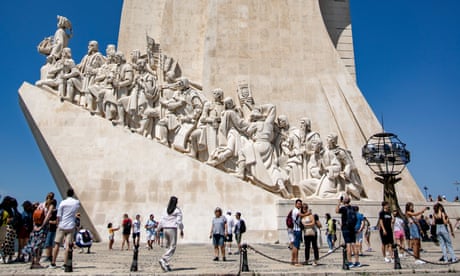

{"left": 239, "top": 220, "right": 246, "bottom": 234}
{"left": 345, "top": 206, "right": 357, "bottom": 228}
{"left": 82, "top": 230, "right": 91, "bottom": 243}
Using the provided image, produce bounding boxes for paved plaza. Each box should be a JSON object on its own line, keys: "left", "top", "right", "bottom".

{"left": 1, "top": 233, "right": 459, "bottom": 275}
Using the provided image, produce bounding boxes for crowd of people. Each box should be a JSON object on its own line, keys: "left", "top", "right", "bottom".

{"left": 0, "top": 190, "right": 458, "bottom": 272}
{"left": 0, "top": 189, "right": 83, "bottom": 269}
{"left": 286, "top": 195, "right": 458, "bottom": 268}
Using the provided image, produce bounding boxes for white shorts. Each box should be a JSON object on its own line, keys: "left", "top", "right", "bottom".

{"left": 287, "top": 229, "right": 294, "bottom": 243}
{"left": 147, "top": 231, "right": 156, "bottom": 241}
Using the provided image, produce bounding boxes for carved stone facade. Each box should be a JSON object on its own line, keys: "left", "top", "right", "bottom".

{"left": 34, "top": 14, "right": 370, "bottom": 201}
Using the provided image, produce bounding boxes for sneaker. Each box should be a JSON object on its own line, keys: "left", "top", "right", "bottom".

{"left": 348, "top": 262, "right": 354, "bottom": 268}
{"left": 312, "top": 261, "right": 318, "bottom": 266}
{"left": 451, "top": 258, "right": 458, "bottom": 263}
{"left": 228, "top": 251, "right": 232, "bottom": 255}
{"left": 159, "top": 259, "right": 168, "bottom": 272}
{"left": 415, "top": 259, "right": 426, "bottom": 265}
{"left": 384, "top": 257, "right": 391, "bottom": 263}
{"left": 213, "top": 257, "right": 219, "bottom": 261}
{"left": 327, "top": 249, "right": 333, "bottom": 253}
{"left": 166, "top": 264, "right": 172, "bottom": 272}
{"left": 48, "top": 263, "right": 57, "bottom": 269}
{"left": 222, "top": 257, "right": 226, "bottom": 262}
{"left": 354, "top": 262, "right": 361, "bottom": 267}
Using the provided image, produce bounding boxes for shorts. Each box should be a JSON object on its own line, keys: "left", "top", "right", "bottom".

{"left": 379, "top": 230, "right": 394, "bottom": 245}
{"left": 132, "top": 232, "right": 140, "bottom": 240}
{"left": 355, "top": 231, "right": 363, "bottom": 243}
{"left": 108, "top": 234, "right": 114, "bottom": 241}
{"left": 409, "top": 223, "right": 421, "bottom": 239}
{"left": 55, "top": 228, "right": 74, "bottom": 245}
{"left": 213, "top": 234, "right": 225, "bottom": 246}
{"left": 147, "top": 231, "right": 156, "bottom": 241}
{"left": 287, "top": 229, "right": 294, "bottom": 243}
{"left": 235, "top": 233, "right": 242, "bottom": 244}
{"left": 293, "top": 230, "right": 302, "bottom": 249}
{"left": 394, "top": 230, "right": 405, "bottom": 240}
{"left": 225, "top": 234, "right": 233, "bottom": 242}
{"left": 44, "top": 231, "right": 56, "bottom": 248}
{"left": 342, "top": 228, "right": 356, "bottom": 244}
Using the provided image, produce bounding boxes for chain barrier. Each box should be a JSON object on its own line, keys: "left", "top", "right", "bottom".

{"left": 244, "top": 243, "right": 342, "bottom": 265}
{"left": 396, "top": 244, "right": 459, "bottom": 266}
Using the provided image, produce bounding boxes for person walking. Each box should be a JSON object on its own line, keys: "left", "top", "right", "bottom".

{"left": 233, "top": 212, "right": 246, "bottom": 254}
{"left": 392, "top": 209, "right": 406, "bottom": 258}
{"left": 209, "top": 207, "right": 227, "bottom": 261}
{"left": 158, "top": 196, "right": 184, "bottom": 272}
{"left": 145, "top": 214, "right": 157, "bottom": 250}
{"left": 50, "top": 188, "right": 80, "bottom": 269}
{"left": 121, "top": 214, "right": 132, "bottom": 251}
{"left": 225, "top": 210, "right": 235, "bottom": 255}
{"left": 433, "top": 203, "right": 457, "bottom": 263}
{"left": 325, "top": 213, "right": 336, "bottom": 253}
{"left": 132, "top": 214, "right": 141, "bottom": 248}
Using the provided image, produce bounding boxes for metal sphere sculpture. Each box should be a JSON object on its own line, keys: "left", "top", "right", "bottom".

{"left": 362, "top": 132, "right": 410, "bottom": 177}
{"left": 362, "top": 132, "right": 410, "bottom": 217}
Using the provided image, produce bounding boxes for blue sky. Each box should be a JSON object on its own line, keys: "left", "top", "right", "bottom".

{"left": 0, "top": 1, "right": 459, "bottom": 206}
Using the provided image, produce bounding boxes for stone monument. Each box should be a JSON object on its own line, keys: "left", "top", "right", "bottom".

{"left": 19, "top": 1, "right": 425, "bottom": 243}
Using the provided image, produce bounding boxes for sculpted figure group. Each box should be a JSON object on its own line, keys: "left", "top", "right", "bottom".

{"left": 35, "top": 16, "right": 367, "bottom": 200}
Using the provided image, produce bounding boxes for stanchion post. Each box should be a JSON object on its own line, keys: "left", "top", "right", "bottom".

{"left": 241, "top": 243, "right": 249, "bottom": 272}
{"left": 342, "top": 244, "right": 349, "bottom": 270}
{"left": 130, "top": 244, "right": 139, "bottom": 272}
{"left": 65, "top": 246, "right": 73, "bottom": 272}
{"left": 393, "top": 244, "right": 401, "bottom": 269}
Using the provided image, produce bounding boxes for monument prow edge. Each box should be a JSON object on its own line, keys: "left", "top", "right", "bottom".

{"left": 19, "top": 82, "right": 280, "bottom": 243}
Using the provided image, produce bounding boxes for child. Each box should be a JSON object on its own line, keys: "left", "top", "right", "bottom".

{"left": 107, "top": 222, "right": 119, "bottom": 250}
{"left": 392, "top": 210, "right": 406, "bottom": 257}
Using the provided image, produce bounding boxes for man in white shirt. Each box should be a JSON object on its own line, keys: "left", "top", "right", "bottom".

{"left": 50, "top": 188, "right": 80, "bottom": 269}
{"left": 225, "top": 211, "right": 235, "bottom": 255}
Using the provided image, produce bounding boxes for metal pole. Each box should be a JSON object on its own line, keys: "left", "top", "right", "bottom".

{"left": 64, "top": 246, "right": 73, "bottom": 272}
{"left": 392, "top": 244, "right": 401, "bottom": 269}
{"left": 240, "top": 243, "right": 249, "bottom": 272}
{"left": 130, "top": 244, "right": 139, "bottom": 272}
{"left": 342, "top": 244, "right": 349, "bottom": 270}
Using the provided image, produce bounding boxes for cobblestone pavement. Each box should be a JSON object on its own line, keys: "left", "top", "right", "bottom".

{"left": 0, "top": 238, "right": 459, "bottom": 275}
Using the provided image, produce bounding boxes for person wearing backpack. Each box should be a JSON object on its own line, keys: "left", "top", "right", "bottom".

{"left": 233, "top": 211, "right": 246, "bottom": 255}
{"left": 287, "top": 199, "right": 303, "bottom": 266}
{"left": 75, "top": 228, "right": 93, "bottom": 253}
{"left": 336, "top": 195, "right": 360, "bottom": 268}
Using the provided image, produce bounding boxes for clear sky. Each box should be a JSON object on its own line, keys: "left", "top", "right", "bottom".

{"left": 1, "top": 1, "right": 459, "bottom": 206}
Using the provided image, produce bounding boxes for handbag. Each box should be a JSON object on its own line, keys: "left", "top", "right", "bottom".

{"left": 304, "top": 227, "right": 316, "bottom": 236}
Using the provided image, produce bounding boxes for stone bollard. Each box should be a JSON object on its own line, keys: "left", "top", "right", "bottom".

{"left": 65, "top": 246, "right": 73, "bottom": 272}
{"left": 130, "top": 245, "right": 139, "bottom": 272}
{"left": 392, "top": 244, "right": 401, "bottom": 269}
{"left": 342, "top": 245, "right": 349, "bottom": 270}
{"left": 240, "top": 243, "right": 249, "bottom": 272}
